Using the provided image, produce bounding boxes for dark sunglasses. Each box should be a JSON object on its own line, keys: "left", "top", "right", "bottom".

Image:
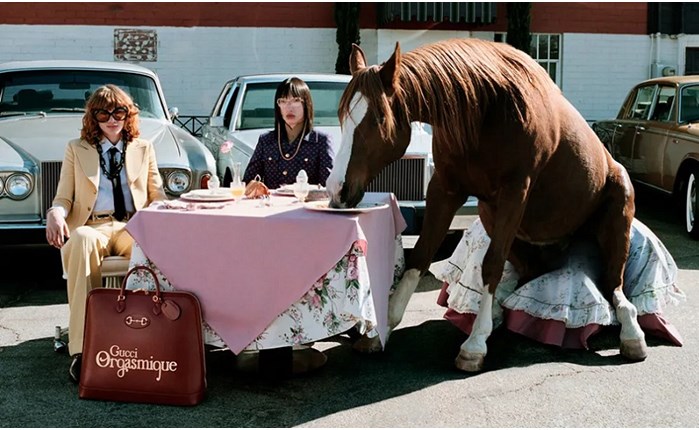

{"left": 92, "top": 107, "right": 129, "bottom": 123}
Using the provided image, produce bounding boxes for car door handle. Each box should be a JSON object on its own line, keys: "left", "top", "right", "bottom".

{"left": 635, "top": 126, "right": 645, "bottom": 131}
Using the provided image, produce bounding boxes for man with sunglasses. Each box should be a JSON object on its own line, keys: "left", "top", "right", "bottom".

{"left": 45, "top": 84, "right": 167, "bottom": 383}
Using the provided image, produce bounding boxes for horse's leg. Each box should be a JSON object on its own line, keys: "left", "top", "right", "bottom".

{"left": 455, "top": 291, "right": 493, "bottom": 372}
{"left": 594, "top": 166, "right": 647, "bottom": 361}
{"left": 353, "top": 171, "right": 465, "bottom": 353}
{"left": 456, "top": 180, "right": 532, "bottom": 371}
{"left": 391, "top": 174, "right": 467, "bottom": 327}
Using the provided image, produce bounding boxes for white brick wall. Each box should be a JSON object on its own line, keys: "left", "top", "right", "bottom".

{"left": 150, "top": 26, "right": 339, "bottom": 114}
{"left": 0, "top": 24, "right": 672, "bottom": 122}
{"left": 0, "top": 24, "right": 340, "bottom": 115}
{"left": 561, "top": 33, "right": 650, "bottom": 122}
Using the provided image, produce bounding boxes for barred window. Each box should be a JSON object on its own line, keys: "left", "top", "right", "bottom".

{"left": 530, "top": 34, "right": 561, "bottom": 85}
{"left": 495, "top": 33, "right": 561, "bottom": 86}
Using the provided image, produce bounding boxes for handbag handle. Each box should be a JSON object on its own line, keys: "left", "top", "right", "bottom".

{"left": 116, "top": 265, "right": 163, "bottom": 312}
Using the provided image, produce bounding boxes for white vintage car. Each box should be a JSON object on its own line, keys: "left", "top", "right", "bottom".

{"left": 200, "top": 73, "right": 475, "bottom": 237}
{"left": 0, "top": 60, "right": 216, "bottom": 245}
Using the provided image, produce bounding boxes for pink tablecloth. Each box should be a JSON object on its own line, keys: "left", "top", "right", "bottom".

{"left": 125, "top": 192, "right": 406, "bottom": 354}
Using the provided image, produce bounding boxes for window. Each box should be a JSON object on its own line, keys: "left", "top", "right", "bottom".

{"left": 306, "top": 82, "right": 347, "bottom": 126}
{"left": 650, "top": 86, "right": 676, "bottom": 122}
{"left": 530, "top": 34, "right": 560, "bottom": 85}
{"left": 494, "top": 33, "right": 561, "bottom": 85}
{"left": 625, "top": 85, "right": 656, "bottom": 120}
{"left": 236, "top": 81, "right": 347, "bottom": 130}
{"left": 380, "top": 2, "right": 497, "bottom": 24}
{"left": 680, "top": 85, "right": 699, "bottom": 123}
{"left": 0, "top": 70, "right": 166, "bottom": 119}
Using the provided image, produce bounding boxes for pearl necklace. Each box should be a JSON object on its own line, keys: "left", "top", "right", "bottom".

{"left": 278, "top": 124, "right": 306, "bottom": 161}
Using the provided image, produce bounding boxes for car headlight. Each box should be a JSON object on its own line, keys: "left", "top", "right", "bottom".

{"left": 5, "top": 173, "right": 33, "bottom": 199}
{"left": 166, "top": 170, "right": 190, "bottom": 194}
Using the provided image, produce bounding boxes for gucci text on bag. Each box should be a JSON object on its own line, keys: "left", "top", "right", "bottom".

{"left": 95, "top": 344, "right": 178, "bottom": 381}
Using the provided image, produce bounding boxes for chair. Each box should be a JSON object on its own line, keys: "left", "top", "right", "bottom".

{"left": 101, "top": 255, "right": 130, "bottom": 289}
{"left": 54, "top": 255, "right": 130, "bottom": 350}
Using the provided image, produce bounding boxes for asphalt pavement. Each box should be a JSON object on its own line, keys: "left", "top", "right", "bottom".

{"left": 1, "top": 188, "right": 698, "bottom": 427}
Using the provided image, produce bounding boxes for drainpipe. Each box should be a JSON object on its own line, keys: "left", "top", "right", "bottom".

{"left": 650, "top": 32, "right": 661, "bottom": 79}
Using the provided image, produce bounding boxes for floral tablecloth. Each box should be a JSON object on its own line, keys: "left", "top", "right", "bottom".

{"left": 127, "top": 237, "right": 405, "bottom": 351}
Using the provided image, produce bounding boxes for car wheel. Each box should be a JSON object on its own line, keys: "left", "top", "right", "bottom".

{"left": 685, "top": 168, "right": 699, "bottom": 239}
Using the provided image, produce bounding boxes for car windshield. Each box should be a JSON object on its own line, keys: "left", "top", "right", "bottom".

{"left": 0, "top": 70, "right": 167, "bottom": 119}
{"left": 237, "top": 81, "right": 346, "bottom": 130}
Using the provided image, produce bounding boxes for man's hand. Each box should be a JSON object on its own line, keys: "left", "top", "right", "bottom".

{"left": 46, "top": 208, "right": 70, "bottom": 249}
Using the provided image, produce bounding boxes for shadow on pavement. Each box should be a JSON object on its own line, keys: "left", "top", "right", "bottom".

{"left": 632, "top": 186, "right": 699, "bottom": 270}
{"left": 0, "top": 183, "right": 691, "bottom": 427}
{"left": 2, "top": 313, "right": 682, "bottom": 427}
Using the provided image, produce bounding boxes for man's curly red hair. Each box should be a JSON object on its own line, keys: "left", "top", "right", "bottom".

{"left": 81, "top": 84, "right": 140, "bottom": 146}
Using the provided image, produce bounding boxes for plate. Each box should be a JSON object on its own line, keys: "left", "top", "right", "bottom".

{"left": 274, "top": 185, "right": 327, "bottom": 197}
{"left": 180, "top": 189, "right": 235, "bottom": 202}
{"left": 303, "top": 200, "right": 389, "bottom": 213}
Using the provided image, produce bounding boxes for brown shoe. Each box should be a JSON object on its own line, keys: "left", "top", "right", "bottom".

{"left": 69, "top": 354, "right": 82, "bottom": 384}
{"left": 291, "top": 348, "right": 327, "bottom": 375}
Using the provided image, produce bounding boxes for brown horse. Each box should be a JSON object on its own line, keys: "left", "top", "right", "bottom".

{"left": 325, "top": 39, "right": 646, "bottom": 372}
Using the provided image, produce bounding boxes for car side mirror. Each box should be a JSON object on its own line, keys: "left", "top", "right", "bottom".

{"left": 168, "top": 107, "right": 179, "bottom": 119}
{"left": 209, "top": 116, "right": 224, "bottom": 127}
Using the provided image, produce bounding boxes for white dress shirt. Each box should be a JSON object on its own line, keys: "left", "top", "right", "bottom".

{"left": 93, "top": 139, "right": 135, "bottom": 214}
{"left": 48, "top": 139, "right": 135, "bottom": 219}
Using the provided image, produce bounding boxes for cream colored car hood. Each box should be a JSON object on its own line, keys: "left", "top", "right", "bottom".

{"left": 0, "top": 114, "right": 186, "bottom": 168}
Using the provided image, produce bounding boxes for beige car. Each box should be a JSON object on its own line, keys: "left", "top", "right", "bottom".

{"left": 593, "top": 76, "right": 699, "bottom": 238}
{"left": 0, "top": 61, "right": 216, "bottom": 246}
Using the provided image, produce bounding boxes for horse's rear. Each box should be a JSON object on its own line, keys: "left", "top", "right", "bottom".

{"left": 452, "top": 72, "right": 643, "bottom": 370}
{"left": 327, "top": 38, "right": 646, "bottom": 371}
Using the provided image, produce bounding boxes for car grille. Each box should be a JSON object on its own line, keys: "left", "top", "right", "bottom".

{"left": 40, "top": 158, "right": 427, "bottom": 214}
{"left": 366, "top": 156, "right": 426, "bottom": 201}
{"left": 41, "top": 161, "right": 62, "bottom": 219}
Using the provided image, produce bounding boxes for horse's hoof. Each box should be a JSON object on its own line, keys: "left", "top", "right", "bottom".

{"left": 352, "top": 335, "right": 383, "bottom": 353}
{"left": 620, "top": 338, "right": 648, "bottom": 361}
{"left": 455, "top": 350, "right": 485, "bottom": 372}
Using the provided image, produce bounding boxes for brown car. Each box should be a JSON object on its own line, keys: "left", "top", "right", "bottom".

{"left": 593, "top": 75, "right": 699, "bottom": 239}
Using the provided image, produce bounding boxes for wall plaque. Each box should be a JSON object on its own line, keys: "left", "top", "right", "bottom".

{"left": 114, "top": 29, "right": 157, "bottom": 62}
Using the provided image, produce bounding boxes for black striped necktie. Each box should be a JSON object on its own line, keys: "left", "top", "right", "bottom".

{"left": 108, "top": 147, "right": 126, "bottom": 221}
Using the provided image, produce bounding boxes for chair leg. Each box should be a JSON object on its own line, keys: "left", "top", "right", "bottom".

{"left": 102, "top": 275, "right": 125, "bottom": 289}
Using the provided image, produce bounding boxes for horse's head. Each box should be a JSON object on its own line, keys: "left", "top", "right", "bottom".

{"left": 327, "top": 43, "right": 412, "bottom": 208}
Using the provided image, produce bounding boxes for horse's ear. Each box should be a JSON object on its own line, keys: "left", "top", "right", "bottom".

{"left": 379, "top": 42, "right": 401, "bottom": 96}
{"left": 349, "top": 43, "right": 367, "bottom": 75}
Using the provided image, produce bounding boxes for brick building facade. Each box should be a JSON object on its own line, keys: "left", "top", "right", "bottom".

{"left": 0, "top": 3, "right": 688, "bottom": 121}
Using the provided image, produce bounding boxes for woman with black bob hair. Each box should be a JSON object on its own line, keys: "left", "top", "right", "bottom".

{"left": 242, "top": 77, "right": 334, "bottom": 189}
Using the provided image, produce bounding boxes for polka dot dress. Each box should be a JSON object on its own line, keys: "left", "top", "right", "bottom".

{"left": 243, "top": 130, "right": 334, "bottom": 189}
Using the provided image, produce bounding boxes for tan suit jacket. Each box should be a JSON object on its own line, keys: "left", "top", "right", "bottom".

{"left": 52, "top": 137, "right": 167, "bottom": 231}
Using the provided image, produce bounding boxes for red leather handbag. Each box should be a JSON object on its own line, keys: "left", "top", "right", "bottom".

{"left": 79, "top": 266, "right": 206, "bottom": 406}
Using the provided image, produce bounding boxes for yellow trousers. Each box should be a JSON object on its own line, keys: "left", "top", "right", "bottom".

{"left": 61, "top": 220, "right": 133, "bottom": 356}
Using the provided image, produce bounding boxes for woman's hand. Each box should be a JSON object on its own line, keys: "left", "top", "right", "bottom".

{"left": 46, "top": 208, "right": 70, "bottom": 249}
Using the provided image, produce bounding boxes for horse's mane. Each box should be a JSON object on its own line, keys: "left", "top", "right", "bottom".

{"left": 339, "top": 38, "right": 558, "bottom": 148}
